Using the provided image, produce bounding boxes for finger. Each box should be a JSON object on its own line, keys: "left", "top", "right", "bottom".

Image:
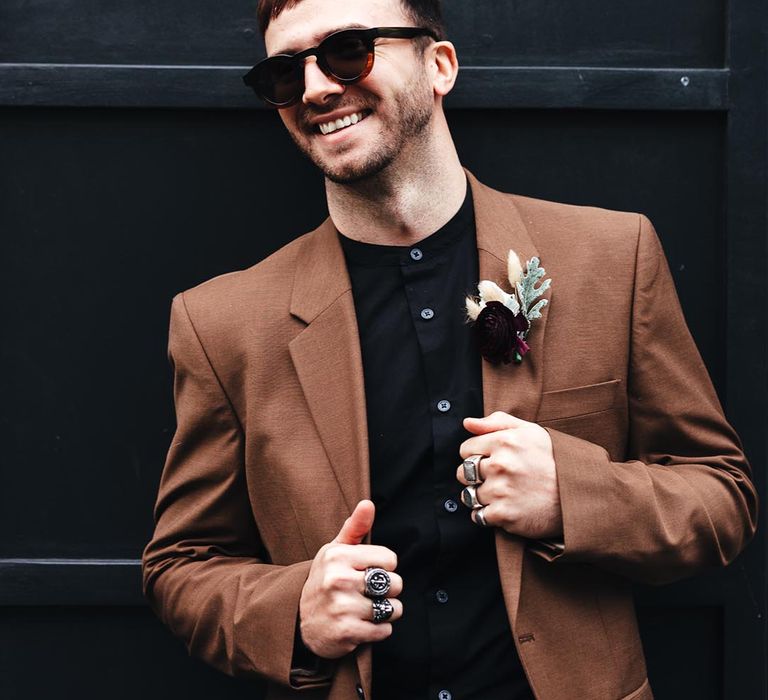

{"left": 336, "top": 619, "right": 393, "bottom": 647}
{"left": 333, "top": 500, "right": 375, "bottom": 545}
{"left": 471, "top": 503, "right": 500, "bottom": 528}
{"left": 344, "top": 544, "right": 398, "bottom": 572}
{"left": 359, "top": 596, "right": 403, "bottom": 623}
{"left": 456, "top": 455, "right": 486, "bottom": 486}
{"left": 459, "top": 433, "right": 497, "bottom": 461}
{"left": 357, "top": 621, "right": 394, "bottom": 644}
{"left": 460, "top": 483, "right": 488, "bottom": 509}
{"left": 463, "top": 411, "right": 525, "bottom": 435}
{"left": 360, "top": 570, "right": 404, "bottom": 597}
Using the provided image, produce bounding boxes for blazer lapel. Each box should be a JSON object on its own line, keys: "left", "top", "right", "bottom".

{"left": 288, "top": 220, "right": 370, "bottom": 514}
{"left": 468, "top": 172, "right": 553, "bottom": 625}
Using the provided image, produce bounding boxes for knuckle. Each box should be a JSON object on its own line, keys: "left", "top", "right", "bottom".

{"left": 321, "top": 568, "right": 344, "bottom": 591}
{"left": 484, "top": 456, "right": 501, "bottom": 475}
{"left": 336, "top": 620, "right": 357, "bottom": 644}
{"left": 325, "top": 545, "right": 346, "bottom": 564}
{"left": 500, "top": 430, "right": 516, "bottom": 448}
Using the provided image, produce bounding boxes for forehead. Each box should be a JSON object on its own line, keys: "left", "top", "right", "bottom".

{"left": 265, "top": 0, "right": 411, "bottom": 54}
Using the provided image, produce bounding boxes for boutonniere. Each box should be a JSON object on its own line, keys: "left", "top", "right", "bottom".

{"left": 465, "top": 250, "right": 552, "bottom": 364}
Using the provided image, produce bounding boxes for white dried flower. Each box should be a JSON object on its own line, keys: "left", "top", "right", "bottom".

{"left": 507, "top": 250, "right": 523, "bottom": 287}
{"left": 477, "top": 280, "right": 506, "bottom": 303}
{"left": 465, "top": 297, "right": 483, "bottom": 321}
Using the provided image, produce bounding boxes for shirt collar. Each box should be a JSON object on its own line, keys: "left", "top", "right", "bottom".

{"left": 338, "top": 183, "right": 475, "bottom": 267}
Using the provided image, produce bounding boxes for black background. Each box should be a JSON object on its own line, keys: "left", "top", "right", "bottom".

{"left": 0, "top": 1, "right": 765, "bottom": 698}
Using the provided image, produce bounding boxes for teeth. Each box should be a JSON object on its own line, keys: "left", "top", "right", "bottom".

{"left": 318, "top": 111, "right": 366, "bottom": 135}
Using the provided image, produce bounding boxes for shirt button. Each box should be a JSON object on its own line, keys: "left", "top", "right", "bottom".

{"left": 410, "top": 247, "right": 423, "bottom": 261}
{"left": 436, "top": 589, "right": 449, "bottom": 604}
{"left": 438, "top": 691, "right": 452, "bottom": 700}
{"left": 420, "top": 308, "right": 435, "bottom": 320}
{"left": 444, "top": 499, "right": 458, "bottom": 513}
{"left": 437, "top": 399, "right": 451, "bottom": 413}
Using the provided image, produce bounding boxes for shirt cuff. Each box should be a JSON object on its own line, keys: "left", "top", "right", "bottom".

{"left": 289, "top": 614, "right": 335, "bottom": 688}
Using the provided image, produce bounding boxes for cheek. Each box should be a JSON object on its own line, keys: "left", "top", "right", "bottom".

{"left": 279, "top": 109, "right": 301, "bottom": 134}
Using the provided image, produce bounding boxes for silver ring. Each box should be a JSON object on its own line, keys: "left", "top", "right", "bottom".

{"left": 364, "top": 567, "right": 391, "bottom": 598}
{"left": 475, "top": 506, "right": 490, "bottom": 527}
{"left": 462, "top": 454, "right": 484, "bottom": 485}
{"left": 460, "top": 484, "right": 484, "bottom": 509}
{"left": 372, "top": 597, "right": 394, "bottom": 623}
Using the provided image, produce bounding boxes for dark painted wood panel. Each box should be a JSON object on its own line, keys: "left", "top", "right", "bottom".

{"left": 0, "top": 107, "right": 724, "bottom": 558}
{"left": 0, "top": 65, "right": 729, "bottom": 111}
{"left": 0, "top": 559, "right": 737, "bottom": 607}
{"left": 0, "top": 604, "right": 725, "bottom": 699}
{"left": 0, "top": 606, "right": 265, "bottom": 699}
{"left": 0, "top": 0, "right": 724, "bottom": 68}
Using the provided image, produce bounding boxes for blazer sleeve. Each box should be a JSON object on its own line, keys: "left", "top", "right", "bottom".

{"left": 535, "top": 214, "right": 758, "bottom": 584}
{"left": 141, "top": 293, "right": 330, "bottom": 688}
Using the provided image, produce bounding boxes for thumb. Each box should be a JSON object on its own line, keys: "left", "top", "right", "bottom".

{"left": 464, "top": 411, "right": 524, "bottom": 435}
{"left": 333, "top": 500, "right": 375, "bottom": 545}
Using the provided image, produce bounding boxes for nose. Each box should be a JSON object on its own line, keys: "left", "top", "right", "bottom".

{"left": 302, "top": 56, "right": 345, "bottom": 106}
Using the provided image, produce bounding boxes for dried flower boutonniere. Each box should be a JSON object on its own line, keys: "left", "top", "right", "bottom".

{"left": 466, "top": 250, "right": 552, "bottom": 364}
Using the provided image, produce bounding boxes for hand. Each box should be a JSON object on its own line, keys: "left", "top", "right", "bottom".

{"left": 457, "top": 412, "right": 563, "bottom": 539}
{"left": 298, "top": 500, "right": 403, "bottom": 659}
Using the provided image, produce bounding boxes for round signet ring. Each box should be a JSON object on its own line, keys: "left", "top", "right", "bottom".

{"left": 461, "top": 484, "right": 484, "bottom": 509}
{"left": 371, "top": 597, "right": 394, "bottom": 624}
{"left": 462, "top": 454, "right": 484, "bottom": 485}
{"left": 364, "top": 567, "right": 392, "bottom": 598}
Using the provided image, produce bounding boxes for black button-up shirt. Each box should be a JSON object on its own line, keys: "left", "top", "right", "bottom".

{"left": 339, "top": 188, "right": 533, "bottom": 700}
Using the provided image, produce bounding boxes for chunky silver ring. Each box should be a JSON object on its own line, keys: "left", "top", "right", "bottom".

{"left": 461, "top": 484, "right": 484, "bottom": 509}
{"left": 364, "top": 567, "right": 391, "bottom": 598}
{"left": 372, "top": 597, "right": 394, "bottom": 623}
{"left": 462, "top": 454, "right": 484, "bottom": 485}
{"left": 475, "top": 506, "right": 490, "bottom": 527}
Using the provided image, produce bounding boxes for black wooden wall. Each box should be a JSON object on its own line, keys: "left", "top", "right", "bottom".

{"left": 1, "top": 2, "right": 766, "bottom": 698}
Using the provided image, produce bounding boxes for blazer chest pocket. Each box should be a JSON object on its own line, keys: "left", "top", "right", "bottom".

{"left": 537, "top": 379, "right": 621, "bottom": 423}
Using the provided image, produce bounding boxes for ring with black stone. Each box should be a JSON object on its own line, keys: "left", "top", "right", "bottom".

{"left": 371, "top": 597, "right": 394, "bottom": 624}
{"left": 462, "top": 454, "right": 484, "bottom": 485}
{"left": 364, "top": 567, "right": 391, "bottom": 598}
{"left": 461, "top": 484, "right": 484, "bottom": 509}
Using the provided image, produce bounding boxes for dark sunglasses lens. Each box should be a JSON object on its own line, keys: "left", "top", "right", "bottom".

{"left": 323, "top": 32, "right": 372, "bottom": 80}
{"left": 258, "top": 56, "right": 303, "bottom": 105}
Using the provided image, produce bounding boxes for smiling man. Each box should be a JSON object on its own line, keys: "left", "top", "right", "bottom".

{"left": 141, "top": 1, "right": 757, "bottom": 699}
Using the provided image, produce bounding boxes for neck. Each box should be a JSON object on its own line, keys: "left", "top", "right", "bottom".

{"left": 325, "top": 121, "right": 467, "bottom": 246}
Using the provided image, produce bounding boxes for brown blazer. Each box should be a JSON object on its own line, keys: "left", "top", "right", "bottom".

{"left": 142, "top": 172, "right": 757, "bottom": 700}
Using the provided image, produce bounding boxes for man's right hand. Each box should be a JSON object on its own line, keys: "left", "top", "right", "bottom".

{"left": 298, "top": 500, "right": 403, "bottom": 659}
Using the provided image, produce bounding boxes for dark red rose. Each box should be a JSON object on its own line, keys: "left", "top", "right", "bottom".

{"left": 475, "top": 301, "right": 530, "bottom": 364}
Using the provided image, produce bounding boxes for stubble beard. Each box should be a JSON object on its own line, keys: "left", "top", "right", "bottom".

{"left": 288, "top": 71, "right": 434, "bottom": 185}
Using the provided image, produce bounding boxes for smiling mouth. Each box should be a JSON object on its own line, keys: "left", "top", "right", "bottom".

{"left": 316, "top": 110, "right": 372, "bottom": 135}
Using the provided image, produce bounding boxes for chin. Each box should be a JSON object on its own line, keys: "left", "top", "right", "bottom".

{"left": 315, "top": 151, "right": 394, "bottom": 184}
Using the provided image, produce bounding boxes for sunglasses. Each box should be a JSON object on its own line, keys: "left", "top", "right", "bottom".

{"left": 243, "top": 26, "right": 438, "bottom": 108}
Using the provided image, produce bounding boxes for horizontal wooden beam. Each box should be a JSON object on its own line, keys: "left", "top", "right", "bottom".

{"left": 0, "top": 558, "right": 732, "bottom": 606}
{"left": 0, "top": 558, "right": 145, "bottom": 606}
{"left": 0, "top": 64, "right": 729, "bottom": 111}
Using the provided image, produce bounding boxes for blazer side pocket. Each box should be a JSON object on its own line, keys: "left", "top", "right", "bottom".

{"left": 537, "top": 379, "right": 621, "bottom": 422}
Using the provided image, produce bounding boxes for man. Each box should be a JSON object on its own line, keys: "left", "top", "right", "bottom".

{"left": 141, "top": 1, "right": 758, "bottom": 698}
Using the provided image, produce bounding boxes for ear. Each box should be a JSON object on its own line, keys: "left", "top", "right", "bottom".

{"left": 428, "top": 40, "right": 459, "bottom": 98}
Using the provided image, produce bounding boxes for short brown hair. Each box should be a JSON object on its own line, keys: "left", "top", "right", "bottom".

{"left": 256, "top": 0, "right": 446, "bottom": 40}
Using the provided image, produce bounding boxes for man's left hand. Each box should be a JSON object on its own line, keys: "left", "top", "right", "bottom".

{"left": 457, "top": 411, "right": 563, "bottom": 540}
